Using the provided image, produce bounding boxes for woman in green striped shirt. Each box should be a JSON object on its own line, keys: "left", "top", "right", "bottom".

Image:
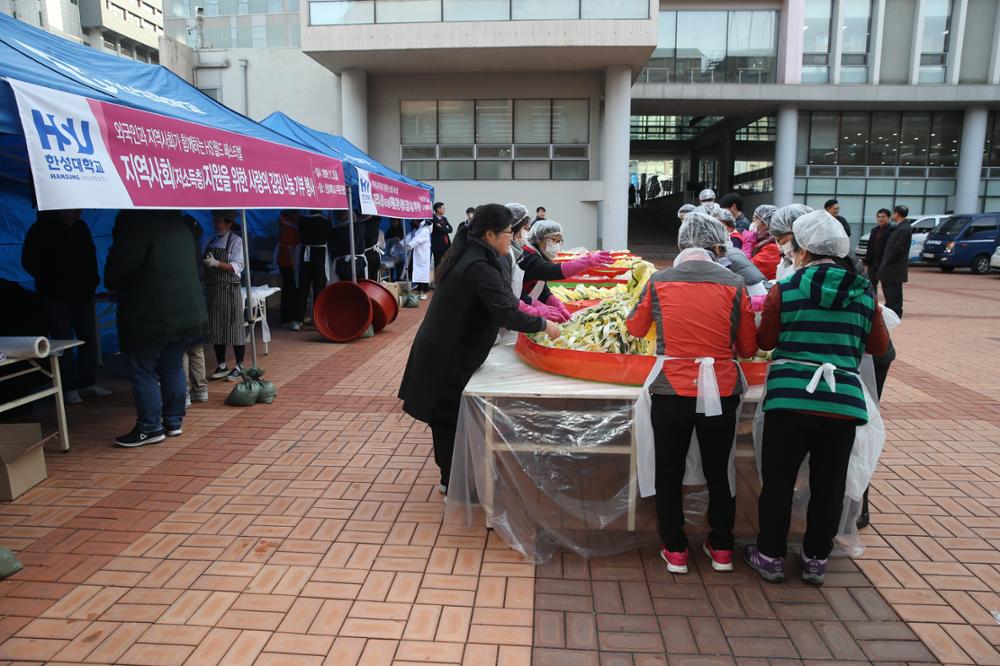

{"left": 744, "top": 210, "right": 889, "bottom": 586}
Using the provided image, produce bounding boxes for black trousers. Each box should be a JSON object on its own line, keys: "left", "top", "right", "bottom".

{"left": 279, "top": 266, "right": 300, "bottom": 324}
{"left": 429, "top": 394, "right": 461, "bottom": 488}
{"left": 757, "top": 410, "right": 856, "bottom": 560}
{"left": 651, "top": 394, "right": 740, "bottom": 552}
{"left": 43, "top": 299, "right": 98, "bottom": 391}
{"left": 881, "top": 282, "right": 903, "bottom": 318}
{"left": 298, "top": 249, "right": 327, "bottom": 320}
{"left": 861, "top": 343, "right": 895, "bottom": 516}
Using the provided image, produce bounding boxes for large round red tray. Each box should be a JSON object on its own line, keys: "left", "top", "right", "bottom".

{"left": 515, "top": 334, "right": 769, "bottom": 387}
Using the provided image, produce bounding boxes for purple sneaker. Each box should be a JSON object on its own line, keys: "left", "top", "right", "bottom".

{"left": 743, "top": 545, "right": 785, "bottom": 583}
{"left": 799, "top": 552, "right": 828, "bottom": 585}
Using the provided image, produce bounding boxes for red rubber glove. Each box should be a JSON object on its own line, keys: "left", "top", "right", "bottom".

{"left": 545, "top": 294, "right": 573, "bottom": 321}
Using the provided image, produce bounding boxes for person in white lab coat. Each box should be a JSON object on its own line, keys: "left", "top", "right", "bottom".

{"left": 407, "top": 219, "right": 432, "bottom": 299}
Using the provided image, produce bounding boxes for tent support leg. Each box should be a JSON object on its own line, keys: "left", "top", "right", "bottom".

{"left": 347, "top": 187, "right": 358, "bottom": 284}
{"left": 241, "top": 209, "right": 258, "bottom": 368}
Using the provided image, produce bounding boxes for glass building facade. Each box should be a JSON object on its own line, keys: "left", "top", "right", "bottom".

{"left": 307, "top": 0, "right": 648, "bottom": 26}
{"left": 165, "top": 0, "right": 301, "bottom": 47}
{"left": 637, "top": 9, "right": 779, "bottom": 84}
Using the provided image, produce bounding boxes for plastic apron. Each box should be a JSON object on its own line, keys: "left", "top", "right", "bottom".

{"left": 751, "top": 356, "right": 885, "bottom": 503}
{"left": 635, "top": 355, "right": 744, "bottom": 498}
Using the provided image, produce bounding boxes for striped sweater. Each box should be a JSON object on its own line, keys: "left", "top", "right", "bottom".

{"left": 762, "top": 264, "right": 876, "bottom": 423}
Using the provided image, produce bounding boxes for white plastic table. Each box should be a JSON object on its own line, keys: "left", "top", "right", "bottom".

{"left": 0, "top": 339, "right": 83, "bottom": 452}
{"left": 242, "top": 286, "right": 281, "bottom": 355}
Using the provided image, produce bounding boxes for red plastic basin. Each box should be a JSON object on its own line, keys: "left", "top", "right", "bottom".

{"left": 313, "top": 282, "right": 373, "bottom": 342}
{"left": 358, "top": 279, "right": 399, "bottom": 333}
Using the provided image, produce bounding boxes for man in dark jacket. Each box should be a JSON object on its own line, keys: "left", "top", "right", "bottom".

{"left": 105, "top": 210, "right": 208, "bottom": 448}
{"left": 21, "top": 209, "right": 110, "bottom": 404}
{"left": 863, "top": 208, "right": 893, "bottom": 294}
{"left": 720, "top": 193, "right": 750, "bottom": 232}
{"left": 430, "top": 202, "right": 452, "bottom": 269}
{"left": 879, "top": 205, "right": 912, "bottom": 318}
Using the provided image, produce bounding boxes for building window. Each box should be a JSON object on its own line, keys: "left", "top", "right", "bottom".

{"left": 840, "top": 0, "right": 872, "bottom": 83}
{"left": 638, "top": 10, "right": 778, "bottom": 84}
{"left": 306, "top": 0, "right": 647, "bottom": 25}
{"left": 802, "top": 0, "right": 832, "bottom": 83}
{"left": 400, "top": 98, "right": 590, "bottom": 180}
{"left": 919, "top": 0, "right": 952, "bottom": 83}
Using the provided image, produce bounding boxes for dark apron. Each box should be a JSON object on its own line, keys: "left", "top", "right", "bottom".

{"left": 205, "top": 234, "right": 244, "bottom": 346}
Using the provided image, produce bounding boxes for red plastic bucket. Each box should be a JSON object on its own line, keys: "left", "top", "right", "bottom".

{"left": 313, "top": 282, "right": 373, "bottom": 342}
{"left": 358, "top": 279, "right": 399, "bottom": 333}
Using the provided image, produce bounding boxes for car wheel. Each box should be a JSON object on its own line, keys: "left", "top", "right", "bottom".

{"left": 971, "top": 254, "right": 991, "bottom": 275}
{"left": 939, "top": 266, "right": 955, "bottom": 273}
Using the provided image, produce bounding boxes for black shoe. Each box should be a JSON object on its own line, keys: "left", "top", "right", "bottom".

{"left": 856, "top": 512, "right": 870, "bottom": 529}
{"left": 114, "top": 428, "right": 166, "bottom": 448}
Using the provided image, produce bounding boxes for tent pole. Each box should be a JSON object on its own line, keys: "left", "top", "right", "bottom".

{"left": 347, "top": 187, "right": 358, "bottom": 283}
{"left": 241, "top": 209, "right": 258, "bottom": 368}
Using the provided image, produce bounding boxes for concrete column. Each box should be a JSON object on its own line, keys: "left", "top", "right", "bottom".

{"left": 777, "top": 0, "right": 805, "bottom": 84}
{"left": 774, "top": 104, "right": 798, "bottom": 207}
{"left": 341, "top": 68, "right": 368, "bottom": 152}
{"left": 601, "top": 65, "right": 631, "bottom": 251}
{"left": 955, "top": 106, "right": 988, "bottom": 214}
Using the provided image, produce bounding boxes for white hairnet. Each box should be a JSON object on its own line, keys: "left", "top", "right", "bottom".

{"left": 713, "top": 208, "right": 735, "bottom": 225}
{"left": 672, "top": 247, "right": 714, "bottom": 267}
{"left": 529, "top": 219, "right": 563, "bottom": 244}
{"left": 769, "top": 204, "right": 813, "bottom": 238}
{"left": 698, "top": 188, "right": 716, "bottom": 202}
{"left": 793, "top": 210, "right": 851, "bottom": 258}
{"left": 677, "top": 212, "right": 729, "bottom": 249}
{"left": 753, "top": 204, "right": 778, "bottom": 225}
{"left": 677, "top": 204, "right": 696, "bottom": 218}
{"left": 505, "top": 202, "right": 529, "bottom": 224}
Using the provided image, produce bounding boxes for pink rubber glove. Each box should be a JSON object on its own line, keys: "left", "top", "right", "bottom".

{"left": 560, "top": 251, "right": 613, "bottom": 277}
{"left": 545, "top": 294, "right": 573, "bottom": 321}
{"left": 750, "top": 294, "right": 767, "bottom": 312}
{"left": 740, "top": 230, "right": 756, "bottom": 258}
{"left": 518, "top": 300, "right": 543, "bottom": 317}
{"left": 519, "top": 299, "right": 567, "bottom": 323}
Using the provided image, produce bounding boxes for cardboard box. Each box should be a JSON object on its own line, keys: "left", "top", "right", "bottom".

{"left": 382, "top": 281, "right": 403, "bottom": 307}
{"left": 0, "top": 423, "right": 47, "bottom": 502}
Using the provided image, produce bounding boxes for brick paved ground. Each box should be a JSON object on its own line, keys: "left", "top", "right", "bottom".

{"left": 0, "top": 268, "right": 998, "bottom": 665}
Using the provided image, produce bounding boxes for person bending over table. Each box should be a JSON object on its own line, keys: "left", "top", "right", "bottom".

{"left": 398, "top": 204, "right": 560, "bottom": 494}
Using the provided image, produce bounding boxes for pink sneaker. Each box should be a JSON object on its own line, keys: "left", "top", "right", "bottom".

{"left": 703, "top": 543, "right": 734, "bottom": 572}
{"left": 660, "top": 547, "right": 689, "bottom": 574}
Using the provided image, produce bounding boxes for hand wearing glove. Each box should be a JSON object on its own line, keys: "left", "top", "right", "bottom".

{"left": 203, "top": 255, "right": 221, "bottom": 269}
{"left": 559, "top": 251, "right": 614, "bottom": 278}
{"left": 750, "top": 294, "right": 767, "bottom": 312}
{"left": 544, "top": 294, "right": 573, "bottom": 321}
{"left": 518, "top": 299, "right": 567, "bottom": 323}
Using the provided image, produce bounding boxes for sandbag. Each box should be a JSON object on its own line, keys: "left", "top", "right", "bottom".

{"left": 226, "top": 366, "right": 264, "bottom": 407}
{"left": 0, "top": 547, "right": 23, "bottom": 579}
{"left": 403, "top": 293, "right": 420, "bottom": 308}
{"left": 360, "top": 325, "right": 375, "bottom": 339}
{"left": 257, "top": 381, "right": 276, "bottom": 404}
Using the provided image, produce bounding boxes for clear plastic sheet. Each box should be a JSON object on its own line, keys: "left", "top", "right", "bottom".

{"left": 446, "top": 334, "right": 876, "bottom": 564}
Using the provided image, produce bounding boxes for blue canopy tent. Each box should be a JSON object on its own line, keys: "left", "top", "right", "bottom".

{"left": 0, "top": 13, "right": 348, "bottom": 361}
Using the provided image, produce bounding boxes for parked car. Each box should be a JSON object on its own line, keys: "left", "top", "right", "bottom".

{"left": 921, "top": 213, "right": 1000, "bottom": 274}
{"left": 990, "top": 244, "right": 1000, "bottom": 273}
{"left": 854, "top": 215, "right": 946, "bottom": 263}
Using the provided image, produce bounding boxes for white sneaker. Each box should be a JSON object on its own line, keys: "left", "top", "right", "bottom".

{"left": 190, "top": 389, "right": 209, "bottom": 403}
{"left": 165, "top": 427, "right": 183, "bottom": 437}
{"left": 80, "top": 385, "right": 112, "bottom": 398}
{"left": 64, "top": 389, "right": 82, "bottom": 405}
{"left": 419, "top": 294, "right": 428, "bottom": 301}
{"left": 209, "top": 365, "right": 230, "bottom": 380}
{"left": 185, "top": 395, "right": 192, "bottom": 408}
{"left": 291, "top": 321, "right": 301, "bottom": 331}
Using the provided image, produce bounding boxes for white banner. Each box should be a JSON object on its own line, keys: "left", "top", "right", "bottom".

{"left": 356, "top": 167, "right": 377, "bottom": 215}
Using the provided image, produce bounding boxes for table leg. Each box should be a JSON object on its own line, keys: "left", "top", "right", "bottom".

{"left": 50, "top": 358, "right": 70, "bottom": 452}
{"left": 628, "top": 404, "right": 637, "bottom": 532}
{"left": 483, "top": 399, "right": 496, "bottom": 529}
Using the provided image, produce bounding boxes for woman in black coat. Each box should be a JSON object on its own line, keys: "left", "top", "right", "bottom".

{"left": 398, "top": 204, "right": 560, "bottom": 492}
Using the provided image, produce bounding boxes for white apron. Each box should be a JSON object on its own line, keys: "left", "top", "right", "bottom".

{"left": 495, "top": 249, "right": 528, "bottom": 346}
{"left": 635, "top": 355, "right": 744, "bottom": 498}
{"left": 751, "top": 357, "right": 885, "bottom": 502}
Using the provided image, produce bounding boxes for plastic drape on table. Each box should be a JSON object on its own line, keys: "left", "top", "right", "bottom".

{"left": 751, "top": 354, "right": 884, "bottom": 557}
{"left": 445, "top": 337, "right": 708, "bottom": 564}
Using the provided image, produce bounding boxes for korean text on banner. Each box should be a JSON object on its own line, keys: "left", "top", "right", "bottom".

{"left": 8, "top": 79, "right": 349, "bottom": 211}
{"left": 356, "top": 167, "right": 433, "bottom": 219}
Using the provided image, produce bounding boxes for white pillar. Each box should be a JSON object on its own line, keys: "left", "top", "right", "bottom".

{"left": 601, "top": 65, "right": 631, "bottom": 251}
{"left": 777, "top": 0, "right": 804, "bottom": 84}
{"left": 955, "top": 106, "right": 988, "bottom": 214}
{"left": 774, "top": 104, "right": 798, "bottom": 207}
{"left": 341, "top": 68, "right": 368, "bottom": 152}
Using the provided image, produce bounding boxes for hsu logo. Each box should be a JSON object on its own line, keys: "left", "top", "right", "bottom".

{"left": 31, "top": 110, "right": 95, "bottom": 155}
{"left": 360, "top": 176, "right": 371, "bottom": 196}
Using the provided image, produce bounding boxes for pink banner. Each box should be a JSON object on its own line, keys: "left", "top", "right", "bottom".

{"left": 357, "top": 167, "right": 433, "bottom": 219}
{"left": 91, "top": 101, "right": 348, "bottom": 209}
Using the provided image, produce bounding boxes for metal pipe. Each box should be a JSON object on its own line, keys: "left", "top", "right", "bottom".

{"left": 240, "top": 209, "right": 258, "bottom": 367}
{"left": 346, "top": 187, "right": 358, "bottom": 283}
{"left": 239, "top": 58, "right": 248, "bottom": 116}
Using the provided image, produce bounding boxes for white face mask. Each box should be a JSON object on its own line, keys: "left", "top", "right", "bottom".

{"left": 546, "top": 241, "right": 563, "bottom": 255}
{"left": 749, "top": 222, "right": 758, "bottom": 232}
{"left": 780, "top": 242, "right": 795, "bottom": 263}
